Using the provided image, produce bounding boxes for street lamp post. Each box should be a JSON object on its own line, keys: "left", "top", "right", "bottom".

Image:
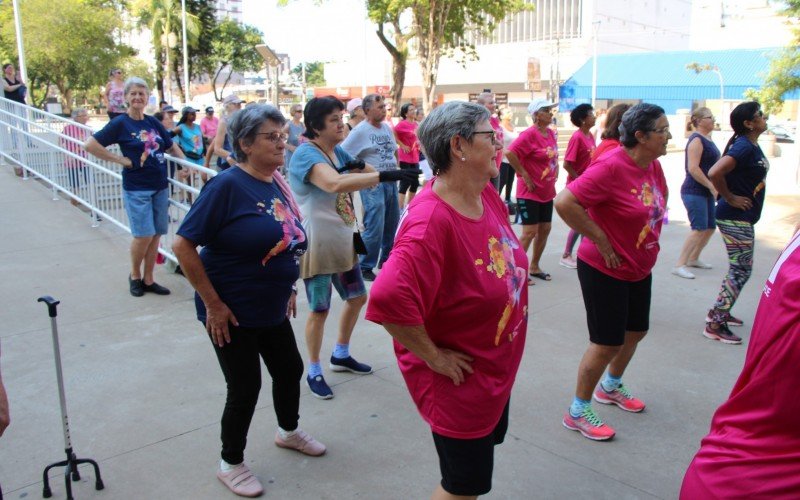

{"left": 591, "top": 20, "right": 600, "bottom": 108}
{"left": 686, "top": 62, "right": 725, "bottom": 113}
{"left": 11, "top": 0, "right": 28, "bottom": 85}
{"left": 181, "top": 0, "right": 190, "bottom": 102}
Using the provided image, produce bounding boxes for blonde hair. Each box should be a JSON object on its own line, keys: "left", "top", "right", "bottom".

{"left": 690, "top": 107, "right": 711, "bottom": 129}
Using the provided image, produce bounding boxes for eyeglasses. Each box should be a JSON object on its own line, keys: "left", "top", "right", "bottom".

{"left": 255, "top": 132, "right": 289, "bottom": 143}
{"left": 293, "top": 109, "right": 302, "bottom": 113}
{"left": 701, "top": 115, "right": 714, "bottom": 120}
{"left": 649, "top": 126, "right": 670, "bottom": 135}
{"left": 473, "top": 130, "right": 497, "bottom": 142}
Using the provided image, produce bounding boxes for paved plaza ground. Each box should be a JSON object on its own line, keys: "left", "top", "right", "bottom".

{"left": 0, "top": 148, "right": 798, "bottom": 499}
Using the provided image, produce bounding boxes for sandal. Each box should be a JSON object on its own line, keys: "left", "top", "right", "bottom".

{"left": 530, "top": 271, "right": 552, "bottom": 281}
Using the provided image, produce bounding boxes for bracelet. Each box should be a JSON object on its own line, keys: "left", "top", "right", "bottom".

{"left": 291, "top": 284, "right": 298, "bottom": 293}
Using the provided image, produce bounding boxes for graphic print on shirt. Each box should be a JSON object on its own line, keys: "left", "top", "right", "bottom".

{"left": 335, "top": 193, "right": 356, "bottom": 225}
{"left": 136, "top": 129, "right": 162, "bottom": 165}
{"left": 258, "top": 197, "right": 307, "bottom": 266}
{"left": 540, "top": 145, "right": 558, "bottom": 180}
{"left": 474, "top": 225, "right": 528, "bottom": 346}
{"left": 632, "top": 181, "right": 666, "bottom": 249}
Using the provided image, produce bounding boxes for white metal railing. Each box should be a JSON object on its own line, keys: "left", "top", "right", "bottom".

{"left": 0, "top": 97, "right": 217, "bottom": 264}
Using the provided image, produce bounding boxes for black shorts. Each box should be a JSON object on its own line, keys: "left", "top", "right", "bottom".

{"left": 431, "top": 400, "right": 510, "bottom": 496}
{"left": 577, "top": 258, "right": 652, "bottom": 346}
{"left": 517, "top": 198, "right": 553, "bottom": 225}
{"left": 398, "top": 161, "right": 420, "bottom": 194}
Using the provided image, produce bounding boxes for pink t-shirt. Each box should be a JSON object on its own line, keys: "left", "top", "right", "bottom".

{"left": 490, "top": 116, "right": 504, "bottom": 169}
{"left": 394, "top": 119, "right": 419, "bottom": 164}
{"left": 568, "top": 147, "right": 667, "bottom": 281}
{"left": 564, "top": 129, "right": 596, "bottom": 183}
{"left": 508, "top": 126, "right": 559, "bottom": 202}
{"left": 592, "top": 138, "right": 619, "bottom": 160}
{"left": 200, "top": 116, "right": 219, "bottom": 139}
{"left": 681, "top": 232, "right": 800, "bottom": 499}
{"left": 61, "top": 124, "right": 91, "bottom": 169}
{"left": 366, "top": 182, "right": 529, "bottom": 439}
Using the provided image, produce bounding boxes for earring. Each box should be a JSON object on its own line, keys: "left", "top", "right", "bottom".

{"left": 461, "top": 156, "right": 466, "bottom": 162}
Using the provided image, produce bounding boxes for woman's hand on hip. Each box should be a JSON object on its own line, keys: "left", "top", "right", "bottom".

{"left": 726, "top": 194, "right": 752, "bottom": 211}
{"left": 286, "top": 292, "right": 297, "bottom": 319}
{"left": 205, "top": 301, "right": 238, "bottom": 347}
{"left": 595, "top": 234, "right": 621, "bottom": 269}
{"left": 426, "top": 348, "right": 474, "bottom": 386}
{"left": 120, "top": 157, "right": 133, "bottom": 168}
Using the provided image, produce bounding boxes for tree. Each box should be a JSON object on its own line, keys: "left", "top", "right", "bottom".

{"left": 0, "top": 0, "right": 135, "bottom": 111}
{"left": 368, "top": 1, "right": 412, "bottom": 112}
{"left": 208, "top": 20, "right": 264, "bottom": 101}
{"left": 745, "top": 1, "right": 800, "bottom": 114}
{"left": 172, "top": 0, "right": 218, "bottom": 96}
{"left": 291, "top": 61, "right": 326, "bottom": 87}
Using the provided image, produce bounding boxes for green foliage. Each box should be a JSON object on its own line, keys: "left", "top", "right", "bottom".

{"left": 746, "top": 0, "right": 800, "bottom": 113}
{"left": 292, "top": 61, "right": 325, "bottom": 87}
{"left": 208, "top": 20, "right": 264, "bottom": 99}
{"left": 0, "top": 0, "right": 135, "bottom": 109}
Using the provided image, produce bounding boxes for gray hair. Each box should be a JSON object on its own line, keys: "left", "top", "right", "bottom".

{"left": 123, "top": 77, "right": 149, "bottom": 97}
{"left": 71, "top": 107, "right": 88, "bottom": 118}
{"left": 227, "top": 104, "right": 287, "bottom": 163}
{"left": 362, "top": 93, "right": 383, "bottom": 112}
{"left": 476, "top": 92, "right": 494, "bottom": 106}
{"left": 619, "top": 103, "right": 665, "bottom": 148}
{"left": 417, "top": 101, "right": 490, "bottom": 176}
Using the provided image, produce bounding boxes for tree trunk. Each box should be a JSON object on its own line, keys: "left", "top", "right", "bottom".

{"left": 375, "top": 19, "right": 408, "bottom": 114}
{"left": 212, "top": 63, "right": 227, "bottom": 101}
{"left": 413, "top": 0, "right": 451, "bottom": 114}
{"left": 172, "top": 55, "right": 185, "bottom": 103}
{"left": 155, "top": 45, "right": 165, "bottom": 103}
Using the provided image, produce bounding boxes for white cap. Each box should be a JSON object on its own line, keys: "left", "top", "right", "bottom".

{"left": 528, "top": 98, "right": 557, "bottom": 115}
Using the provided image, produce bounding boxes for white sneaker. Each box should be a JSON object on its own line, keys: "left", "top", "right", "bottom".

{"left": 559, "top": 255, "right": 578, "bottom": 269}
{"left": 688, "top": 259, "right": 712, "bottom": 269}
{"left": 671, "top": 266, "right": 695, "bottom": 279}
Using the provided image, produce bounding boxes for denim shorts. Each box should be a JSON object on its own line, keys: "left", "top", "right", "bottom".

{"left": 123, "top": 188, "right": 169, "bottom": 237}
{"left": 303, "top": 263, "right": 367, "bottom": 312}
{"left": 681, "top": 193, "right": 716, "bottom": 231}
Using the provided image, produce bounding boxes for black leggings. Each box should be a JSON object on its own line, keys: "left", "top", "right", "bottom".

{"left": 497, "top": 162, "right": 515, "bottom": 202}
{"left": 211, "top": 318, "right": 304, "bottom": 464}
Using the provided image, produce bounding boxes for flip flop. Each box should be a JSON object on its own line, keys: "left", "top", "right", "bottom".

{"left": 527, "top": 277, "right": 536, "bottom": 286}
{"left": 530, "top": 271, "right": 552, "bottom": 281}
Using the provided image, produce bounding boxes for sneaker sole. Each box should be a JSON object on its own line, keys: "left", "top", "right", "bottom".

{"left": 558, "top": 261, "right": 577, "bottom": 269}
{"left": 702, "top": 329, "right": 742, "bottom": 345}
{"left": 593, "top": 393, "right": 645, "bottom": 413}
{"left": 704, "top": 315, "right": 743, "bottom": 327}
{"left": 305, "top": 380, "right": 334, "bottom": 400}
{"left": 329, "top": 364, "right": 373, "bottom": 375}
{"left": 562, "top": 419, "right": 615, "bottom": 441}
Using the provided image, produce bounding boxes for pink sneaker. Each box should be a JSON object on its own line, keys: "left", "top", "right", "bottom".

{"left": 274, "top": 428, "right": 326, "bottom": 456}
{"left": 216, "top": 463, "right": 264, "bottom": 498}
{"left": 559, "top": 255, "right": 578, "bottom": 269}
{"left": 593, "top": 384, "right": 646, "bottom": 412}
{"left": 562, "top": 407, "right": 615, "bottom": 441}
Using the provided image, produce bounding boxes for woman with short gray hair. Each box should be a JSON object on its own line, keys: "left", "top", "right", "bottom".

{"left": 85, "top": 77, "right": 185, "bottom": 297}
{"left": 366, "top": 101, "right": 529, "bottom": 499}
{"left": 555, "top": 102, "right": 670, "bottom": 441}
{"left": 173, "top": 104, "right": 325, "bottom": 498}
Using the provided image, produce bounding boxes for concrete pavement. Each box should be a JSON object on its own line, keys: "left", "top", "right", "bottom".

{"left": 0, "top": 150, "right": 797, "bottom": 499}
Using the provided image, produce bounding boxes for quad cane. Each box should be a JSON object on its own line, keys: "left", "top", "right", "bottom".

{"left": 38, "top": 296, "right": 104, "bottom": 499}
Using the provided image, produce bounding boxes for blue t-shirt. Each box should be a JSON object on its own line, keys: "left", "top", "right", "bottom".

{"left": 715, "top": 136, "right": 769, "bottom": 224}
{"left": 93, "top": 114, "right": 173, "bottom": 191}
{"left": 175, "top": 122, "right": 204, "bottom": 165}
{"left": 680, "top": 132, "right": 720, "bottom": 198}
{"left": 177, "top": 167, "right": 307, "bottom": 327}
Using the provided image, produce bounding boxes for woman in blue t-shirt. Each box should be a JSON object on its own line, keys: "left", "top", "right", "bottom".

{"left": 673, "top": 107, "right": 720, "bottom": 279}
{"left": 85, "top": 77, "right": 186, "bottom": 298}
{"left": 704, "top": 102, "right": 769, "bottom": 345}
{"left": 174, "top": 106, "right": 205, "bottom": 166}
{"left": 173, "top": 105, "right": 325, "bottom": 498}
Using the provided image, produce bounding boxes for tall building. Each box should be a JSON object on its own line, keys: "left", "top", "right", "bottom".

{"left": 215, "top": 0, "right": 243, "bottom": 24}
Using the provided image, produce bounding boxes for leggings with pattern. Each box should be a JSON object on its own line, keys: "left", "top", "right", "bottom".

{"left": 711, "top": 219, "right": 755, "bottom": 318}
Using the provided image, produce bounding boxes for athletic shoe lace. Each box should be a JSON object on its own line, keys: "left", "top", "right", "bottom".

{"left": 581, "top": 407, "right": 604, "bottom": 427}
{"left": 616, "top": 384, "right": 633, "bottom": 399}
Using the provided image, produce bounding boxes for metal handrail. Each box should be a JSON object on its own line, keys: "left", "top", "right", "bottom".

{"left": 0, "top": 97, "right": 217, "bottom": 264}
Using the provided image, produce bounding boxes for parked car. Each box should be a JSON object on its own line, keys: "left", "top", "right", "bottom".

{"left": 769, "top": 125, "right": 795, "bottom": 143}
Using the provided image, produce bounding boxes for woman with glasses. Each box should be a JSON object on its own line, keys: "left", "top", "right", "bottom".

{"left": 173, "top": 104, "right": 325, "bottom": 498}
{"left": 104, "top": 69, "right": 126, "bottom": 120}
{"left": 672, "top": 107, "right": 720, "bottom": 280}
{"left": 366, "top": 101, "right": 528, "bottom": 499}
{"left": 703, "top": 102, "right": 769, "bottom": 345}
{"left": 555, "top": 103, "right": 669, "bottom": 441}
{"left": 283, "top": 104, "right": 306, "bottom": 168}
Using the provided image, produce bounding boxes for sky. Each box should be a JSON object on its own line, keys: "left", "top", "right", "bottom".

{"left": 242, "top": 0, "right": 380, "bottom": 65}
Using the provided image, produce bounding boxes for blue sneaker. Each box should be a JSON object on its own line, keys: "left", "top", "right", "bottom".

{"left": 306, "top": 375, "right": 333, "bottom": 400}
{"left": 330, "top": 355, "right": 373, "bottom": 375}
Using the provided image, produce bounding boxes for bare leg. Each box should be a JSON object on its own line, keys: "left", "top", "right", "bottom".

{"left": 519, "top": 224, "right": 538, "bottom": 253}
{"left": 675, "top": 230, "right": 704, "bottom": 268}
{"left": 431, "top": 484, "right": 477, "bottom": 500}
{"left": 688, "top": 229, "right": 715, "bottom": 263}
{"left": 142, "top": 235, "right": 161, "bottom": 285}
{"left": 130, "top": 236, "right": 154, "bottom": 280}
{"left": 406, "top": 190, "right": 416, "bottom": 207}
{"left": 531, "top": 222, "right": 552, "bottom": 273}
{"left": 575, "top": 342, "right": 622, "bottom": 400}
{"left": 398, "top": 192, "right": 406, "bottom": 210}
{"left": 336, "top": 294, "right": 367, "bottom": 345}
{"left": 305, "top": 311, "right": 329, "bottom": 364}
{"left": 607, "top": 331, "right": 647, "bottom": 378}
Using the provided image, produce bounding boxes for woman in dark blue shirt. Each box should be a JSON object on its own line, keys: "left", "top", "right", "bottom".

{"left": 85, "top": 77, "right": 185, "bottom": 297}
{"left": 704, "top": 102, "right": 769, "bottom": 345}
{"left": 673, "top": 107, "right": 720, "bottom": 279}
{"left": 173, "top": 105, "right": 325, "bottom": 498}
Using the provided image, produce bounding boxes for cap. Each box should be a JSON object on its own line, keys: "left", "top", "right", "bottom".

{"left": 346, "top": 98, "right": 363, "bottom": 114}
{"left": 222, "top": 94, "right": 244, "bottom": 105}
{"left": 181, "top": 106, "right": 198, "bottom": 114}
{"left": 527, "top": 98, "right": 557, "bottom": 115}
{"left": 205, "top": 106, "right": 214, "bottom": 113}
{"left": 162, "top": 105, "right": 178, "bottom": 113}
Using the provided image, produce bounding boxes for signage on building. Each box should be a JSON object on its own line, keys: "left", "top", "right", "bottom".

{"left": 527, "top": 58, "right": 542, "bottom": 92}
{"left": 468, "top": 93, "right": 508, "bottom": 107}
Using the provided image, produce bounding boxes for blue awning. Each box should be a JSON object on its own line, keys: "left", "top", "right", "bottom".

{"left": 559, "top": 48, "right": 800, "bottom": 113}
